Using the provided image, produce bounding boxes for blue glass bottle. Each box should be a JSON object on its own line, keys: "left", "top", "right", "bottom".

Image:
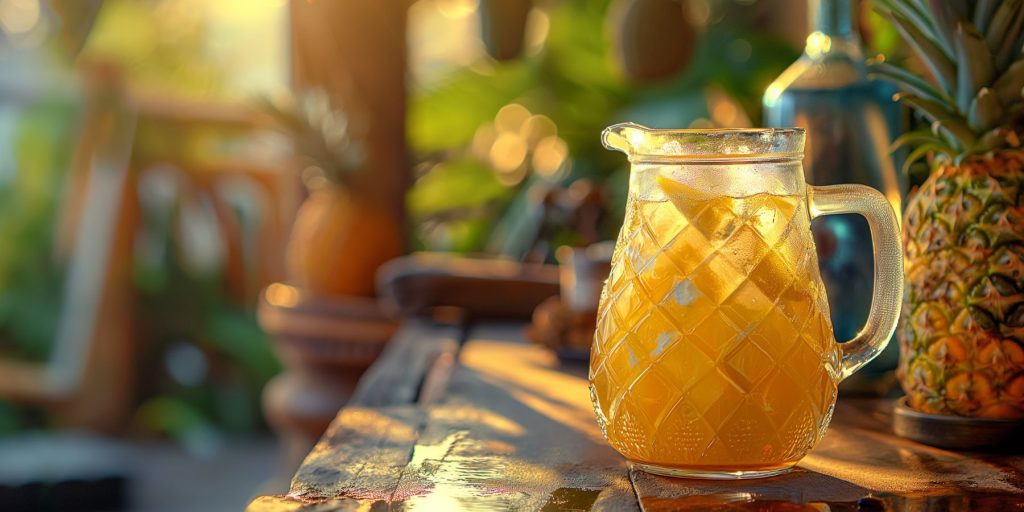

{"left": 763, "top": 0, "right": 904, "bottom": 384}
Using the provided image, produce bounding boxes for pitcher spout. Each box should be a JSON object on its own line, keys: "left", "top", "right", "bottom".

{"left": 601, "top": 122, "right": 650, "bottom": 156}
{"left": 601, "top": 124, "right": 805, "bottom": 162}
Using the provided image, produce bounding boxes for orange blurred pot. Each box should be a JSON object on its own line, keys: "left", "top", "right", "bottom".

{"left": 286, "top": 185, "right": 404, "bottom": 297}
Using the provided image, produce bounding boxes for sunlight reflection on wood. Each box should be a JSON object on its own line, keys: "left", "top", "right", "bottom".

{"left": 800, "top": 417, "right": 1021, "bottom": 496}
{"left": 250, "top": 323, "right": 1024, "bottom": 511}
{"left": 463, "top": 338, "right": 603, "bottom": 440}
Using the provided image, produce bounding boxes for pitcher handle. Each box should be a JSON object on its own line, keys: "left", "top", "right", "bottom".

{"left": 808, "top": 185, "right": 904, "bottom": 381}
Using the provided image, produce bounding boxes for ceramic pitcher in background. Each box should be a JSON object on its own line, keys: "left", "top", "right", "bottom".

{"left": 590, "top": 124, "right": 902, "bottom": 479}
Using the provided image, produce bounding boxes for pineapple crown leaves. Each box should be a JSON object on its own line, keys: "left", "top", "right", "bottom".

{"left": 256, "top": 89, "right": 367, "bottom": 190}
{"left": 869, "top": 0, "right": 1024, "bottom": 168}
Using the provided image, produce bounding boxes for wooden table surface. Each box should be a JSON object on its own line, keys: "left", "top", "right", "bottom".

{"left": 249, "top": 322, "right": 1024, "bottom": 511}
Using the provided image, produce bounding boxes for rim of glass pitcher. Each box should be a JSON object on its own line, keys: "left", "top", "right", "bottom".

{"left": 602, "top": 123, "right": 805, "bottom": 163}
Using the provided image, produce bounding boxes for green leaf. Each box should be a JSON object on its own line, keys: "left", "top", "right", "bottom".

{"left": 880, "top": 9, "right": 956, "bottom": 93}
{"left": 135, "top": 396, "right": 218, "bottom": 446}
{"left": 925, "top": 0, "right": 957, "bottom": 58}
{"left": 992, "top": 3, "right": 1024, "bottom": 71}
{"left": 897, "top": 93, "right": 977, "bottom": 149}
{"left": 407, "top": 158, "right": 509, "bottom": 218}
{"left": 975, "top": 0, "right": 1000, "bottom": 33}
{"left": 954, "top": 21, "right": 995, "bottom": 114}
{"left": 408, "top": 63, "right": 535, "bottom": 154}
{"left": 868, "top": 61, "right": 953, "bottom": 105}
{"left": 993, "top": 59, "right": 1024, "bottom": 105}
{"left": 985, "top": 0, "right": 1024, "bottom": 54}
{"left": 977, "top": 128, "right": 1022, "bottom": 152}
{"left": 203, "top": 307, "right": 280, "bottom": 381}
{"left": 891, "top": 128, "right": 945, "bottom": 151}
{"left": 944, "top": 0, "right": 969, "bottom": 19}
{"left": 902, "top": 142, "right": 947, "bottom": 175}
{"left": 896, "top": 93, "right": 959, "bottom": 120}
{"left": 968, "top": 88, "right": 1003, "bottom": 131}
{"left": 877, "top": 0, "right": 952, "bottom": 58}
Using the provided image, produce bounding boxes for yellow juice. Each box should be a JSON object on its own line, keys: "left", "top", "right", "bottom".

{"left": 589, "top": 176, "right": 841, "bottom": 471}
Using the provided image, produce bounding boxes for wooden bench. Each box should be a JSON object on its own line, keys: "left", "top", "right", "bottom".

{"left": 249, "top": 319, "right": 1024, "bottom": 510}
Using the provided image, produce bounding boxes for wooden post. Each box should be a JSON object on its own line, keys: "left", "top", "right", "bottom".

{"left": 289, "top": 0, "right": 410, "bottom": 234}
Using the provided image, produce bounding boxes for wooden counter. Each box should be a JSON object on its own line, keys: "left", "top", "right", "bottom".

{"left": 249, "top": 321, "right": 1024, "bottom": 511}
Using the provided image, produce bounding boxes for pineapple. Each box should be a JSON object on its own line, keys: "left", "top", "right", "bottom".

{"left": 872, "top": 0, "right": 1024, "bottom": 418}
{"left": 259, "top": 91, "right": 404, "bottom": 297}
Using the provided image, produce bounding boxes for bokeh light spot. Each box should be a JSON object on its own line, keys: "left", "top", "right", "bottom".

{"left": 0, "top": 0, "right": 40, "bottom": 34}
{"left": 533, "top": 136, "right": 569, "bottom": 179}
{"left": 435, "top": 0, "right": 479, "bottom": 19}
{"left": 495, "top": 103, "right": 531, "bottom": 133}
{"left": 490, "top": 132, "right": 528, "bottom": 172}
{"left": 519, "top": 114, "right": 557, "bottom": 146}
{"left": 472, "top": 123, "right": 498, "bottom": 161}
{"left": 266, "top": 283, "right": 300, "bottom": 308}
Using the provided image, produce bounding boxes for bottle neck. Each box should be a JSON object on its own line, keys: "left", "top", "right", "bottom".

{"left": 810, "top": 0, "right": 855, "bottom": 39}
{"left": 804, "top": 0, "right": 863, "bottom": 61}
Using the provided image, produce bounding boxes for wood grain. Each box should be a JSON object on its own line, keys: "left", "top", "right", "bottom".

{"left": 385, "top": 323, "right": 639, "bottom": 510}
{"left": 250, "top": 319, "right": 459, "bottom": 511}
{"left": 631, "top": 399, "right": 1024, "bottom": 510}
{"left": 348, "top": 319, "right": 461, "bottom": 408}
{"left": 252, "top": 322, "right": 1024, "bottom": 511}
{"left": 289, "top": 405, "right": 425, "bottom": 504}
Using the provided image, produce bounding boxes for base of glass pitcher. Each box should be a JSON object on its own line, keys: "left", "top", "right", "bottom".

{"left": 631, "top": 462, "right": 795, "bottom": 480}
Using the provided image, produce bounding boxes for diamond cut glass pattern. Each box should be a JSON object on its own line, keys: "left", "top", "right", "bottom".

{"left": 595, "top": 124, "right": 905, "bottom": 479}
{"left": 589, "top": 168, "right": 842, "bottom": 475}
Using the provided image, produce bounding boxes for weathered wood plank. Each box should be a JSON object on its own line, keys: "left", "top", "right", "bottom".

{"left": 253, "top": 320, "right": 1024, "bottom": 511}
{"left": 348, "top": 319, "right": 461, "bottom": 407}
{"left": 247, "top": 405, "right": 424, "bottom": 511}
{"left": 631, "top": 399, "right": 1024, "bottom": 511}
{"left": 246, "top": 495, "right": 360, "bottom": 512}
{"left": 248, "top": 319, "right": 461, "bottom": 512}
{"left": 386, "top": 323, "right": 640, "bottom": 511}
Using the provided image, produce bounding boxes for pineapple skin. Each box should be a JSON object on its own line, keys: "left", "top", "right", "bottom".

{"left": 899, "top": 151, "right": 1024, "bottom": 419}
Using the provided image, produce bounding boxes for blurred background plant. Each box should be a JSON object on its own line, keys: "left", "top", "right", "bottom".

{"left": 0, "top": 0, "right": 288, "bottom": 448}
{"left": 0, "top": 0, "right": 906, "bottom": 507}
{"left": 405, "top": 0, "right": 905, "bottom": 257}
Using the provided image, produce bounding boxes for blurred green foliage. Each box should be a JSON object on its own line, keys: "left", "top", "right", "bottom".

{"left": 132, "top": 212, "right": 281, "bottom": 443}
{"left": 407, "top": 0, "right": 800, "bottom": 256}
{"left": 0, "top": 96, "right": 279, "bottom": 442}
{"left": 0, "top": 0, "right": 854, "bottom": 443}
{"left": 0, "top": 100, "right": 77, "bottom": 362}
{"left": 0, "top": 0, "right": 281, "bottom": 443}
{"left": 0, "top": 90, "right": 79, "bottom": 432}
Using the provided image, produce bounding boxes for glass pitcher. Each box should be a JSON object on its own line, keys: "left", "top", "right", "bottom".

{"left": 590, "top": 123, "right": 902, "bottom": 479}
{"left": 763, "top": 0, "right": 905, "bottom": 380}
